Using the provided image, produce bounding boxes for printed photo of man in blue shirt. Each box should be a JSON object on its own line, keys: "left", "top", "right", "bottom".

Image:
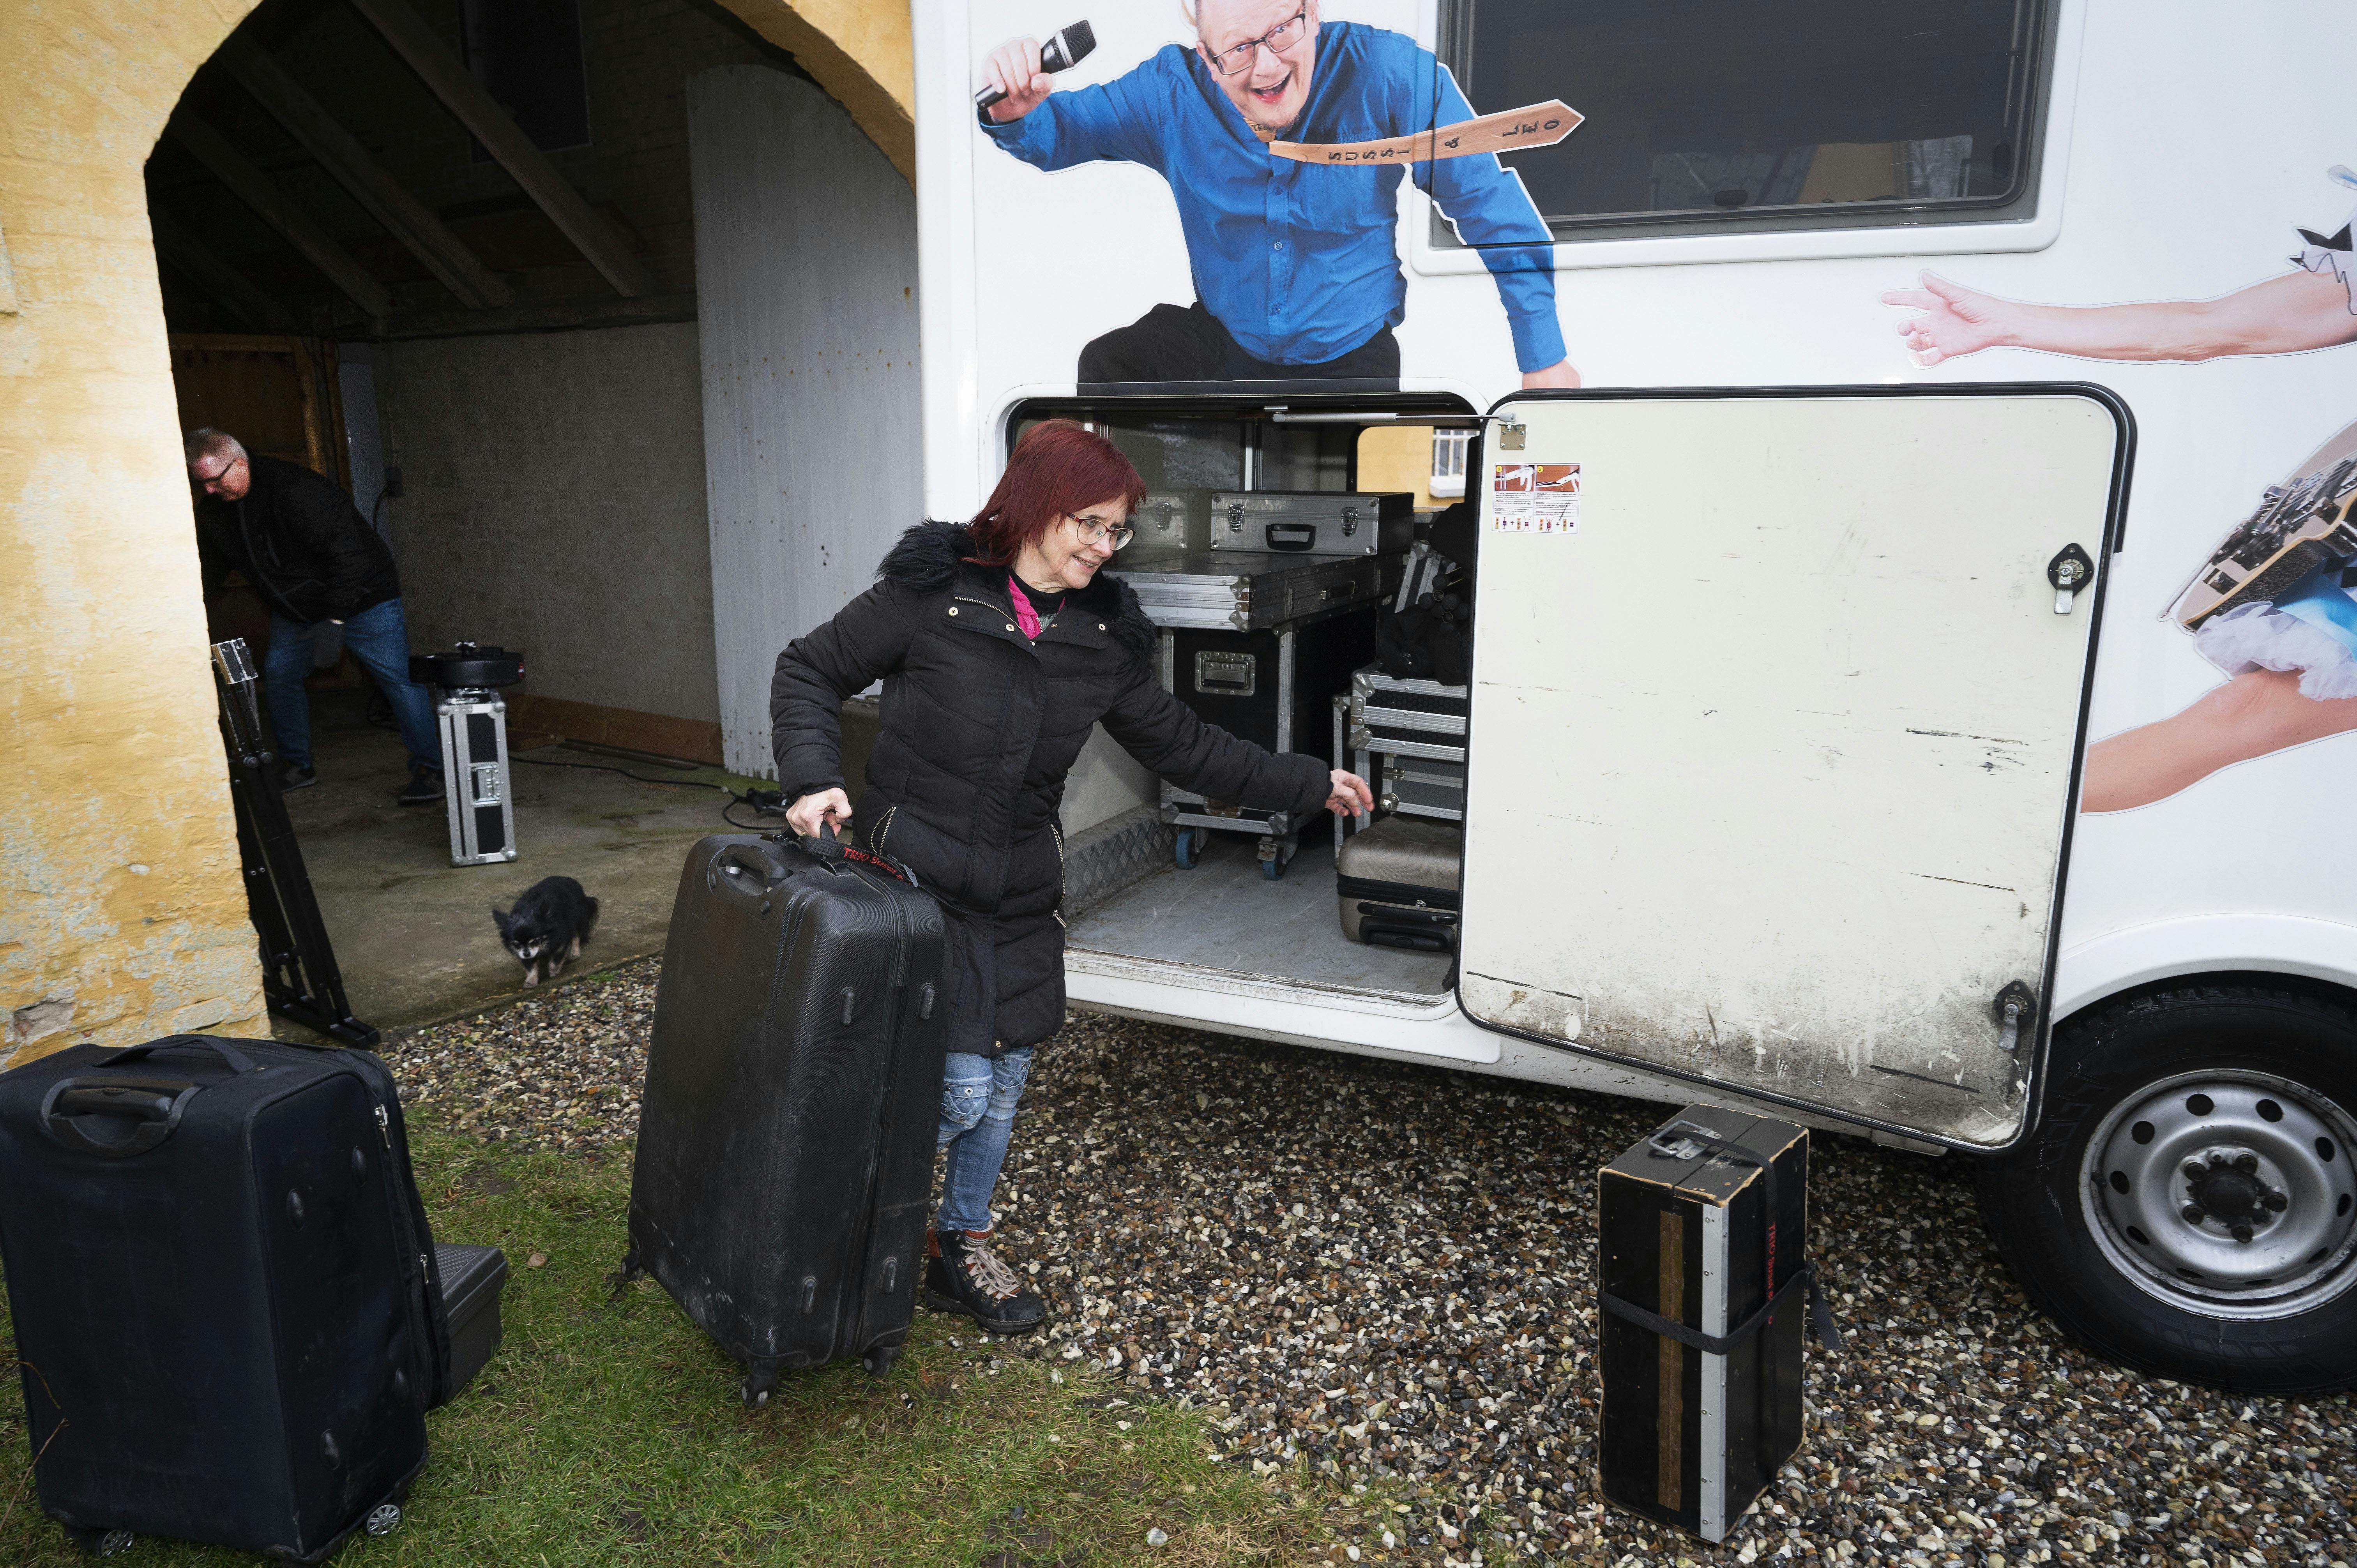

{"left": 979, "top": 1, "right": 1581, "bottom": 389}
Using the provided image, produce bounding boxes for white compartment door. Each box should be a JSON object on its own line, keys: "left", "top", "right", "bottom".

{"left": 1458, "top": 389, "right": 2128, "bottom": 1148}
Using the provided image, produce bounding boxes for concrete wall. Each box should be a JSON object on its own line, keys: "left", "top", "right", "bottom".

{"left": 378, "top": 321, "right": 720, "bottom": 722}
{"left": 0, "top": 0, "right": 912, "bottom": 1059}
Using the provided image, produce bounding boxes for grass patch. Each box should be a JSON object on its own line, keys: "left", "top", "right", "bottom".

{"left": 0, "top": 1118, "right": 1339, "bottom": 1566}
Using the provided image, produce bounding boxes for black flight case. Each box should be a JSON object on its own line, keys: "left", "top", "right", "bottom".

{"left": 1597, "top": 1105, "right": 1839, "bottom": 1543}
{"left": 1124, "top": 549, "right": 1399, "bottom": 878}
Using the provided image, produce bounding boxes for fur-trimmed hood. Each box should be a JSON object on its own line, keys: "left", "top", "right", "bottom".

{"left": 878, "top": 520, "right": 1157, "bottom": 666}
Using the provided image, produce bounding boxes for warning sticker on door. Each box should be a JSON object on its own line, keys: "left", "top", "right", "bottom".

{"left": 1492, "top": 463, "right": 1580, "bottom": 532}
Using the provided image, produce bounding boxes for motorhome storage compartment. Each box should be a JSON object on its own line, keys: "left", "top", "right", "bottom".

{"left": 1209, "top": 491, "right": 1415, "bottom": 556}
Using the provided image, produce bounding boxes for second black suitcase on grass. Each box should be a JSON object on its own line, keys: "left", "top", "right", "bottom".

{"left": 621, "top": 832, "right": 949, "bottom": 1405}
{"left": 0, "top": 1035, "right": 454, "bottom": 1563}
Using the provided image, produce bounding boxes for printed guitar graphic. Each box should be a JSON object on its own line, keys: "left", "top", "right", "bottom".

{"left": 1269, "top": 99, "right": 1582, "bottom": 166}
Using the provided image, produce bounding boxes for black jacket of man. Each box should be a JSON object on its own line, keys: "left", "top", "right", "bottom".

{"left": 194, "top": 455, "right": 399, "bottom": 624}
{"left": 769, "top": 520, "right": 1330, "bottom": 1056}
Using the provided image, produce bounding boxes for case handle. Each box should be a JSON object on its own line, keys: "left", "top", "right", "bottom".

{"left": 794, "top": 834, "right": 922, "bottom": 889}
{"left": 1264, "top": 522, "right": 1317, "bottom": 553}
{"left": 97, "top": 1036, "right": 258, "bottom": 1075}
{"left": 41, "top": 1077, "right": 202, "bottom": 1159}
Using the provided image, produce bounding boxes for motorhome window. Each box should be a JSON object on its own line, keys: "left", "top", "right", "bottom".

{"left": 1437, "top": 0, "right": 2049, "bottom": 240}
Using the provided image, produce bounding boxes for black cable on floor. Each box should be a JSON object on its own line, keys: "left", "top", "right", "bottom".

{"left": 511, "top": 753, "right": 792, "bottom": 831}
{"left": 511, "top": 754, "right": 733, "bottom": 791}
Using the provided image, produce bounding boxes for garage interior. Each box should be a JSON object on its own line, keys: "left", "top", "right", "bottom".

{"left": 154, "top": 0, "right": 915, "bottom": 1031}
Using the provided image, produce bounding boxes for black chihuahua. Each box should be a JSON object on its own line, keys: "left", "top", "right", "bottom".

{"left": 492, "top": 876, "right": 600, "bottom": 987}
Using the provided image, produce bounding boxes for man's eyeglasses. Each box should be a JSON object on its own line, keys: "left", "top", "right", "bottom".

{"left": 1065, "top": 511, "right": 1136, "bottom": 550}
{"left": 1204, "top": 9, "right": 1309, "bottom": 77}
{"left": 192, "top": 456, "right": 244, "bottom": 493}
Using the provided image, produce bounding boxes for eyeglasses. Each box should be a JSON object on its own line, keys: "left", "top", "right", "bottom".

{"left": 1204, "top": 9, "right": 1309, "bottom": 77}
{"left": 1064, "top": 511, "right": 1136, "bottom": 550}
{"left": 192, "top": 455, "right": 244, "bottom": 493}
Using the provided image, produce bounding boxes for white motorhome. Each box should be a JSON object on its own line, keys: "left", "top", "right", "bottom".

{"left": 904, "top": 0, "right": 2357, "bottom": 1393}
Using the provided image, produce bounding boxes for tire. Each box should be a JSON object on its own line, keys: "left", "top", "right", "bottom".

{"left": 1976, "top": 984, "right": 2357, "bottom": 1395}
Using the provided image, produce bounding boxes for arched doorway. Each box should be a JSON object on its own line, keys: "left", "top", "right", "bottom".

{"left": 0, "top": 0, "right": 913, "bottom": 1058}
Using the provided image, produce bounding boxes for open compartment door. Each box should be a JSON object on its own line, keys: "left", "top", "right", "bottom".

{"left": 1458, "top": 387, "right": 2132, "bottom": 1148}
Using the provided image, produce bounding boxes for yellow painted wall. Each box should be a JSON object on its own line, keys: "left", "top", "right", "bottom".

{"left": 0, "top": 0, "right": 914, "bottom": 1064}
{"left": 716, "top": 0, "right": 916, "bottom": 181}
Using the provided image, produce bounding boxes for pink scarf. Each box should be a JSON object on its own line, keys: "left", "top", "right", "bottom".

{"left": 1007, "top": 576, "right": 1044, "bottom": 639}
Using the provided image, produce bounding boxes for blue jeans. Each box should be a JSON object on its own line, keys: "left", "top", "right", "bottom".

{"left": 265, "top": 599, "right": 443, "bottom": 773}
{"left": 937, "top": 1046, "right": 1035, "bottom": 1234}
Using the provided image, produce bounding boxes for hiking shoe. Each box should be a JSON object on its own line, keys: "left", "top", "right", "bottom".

{"left": 925, "top": 1228, "right": 1045, "bottom": 1335}
{"left": 396, "top": 767, "right": 445, "bottom": 807}
{"left": 279, "top": 764, "right": 318, "bottom": 793}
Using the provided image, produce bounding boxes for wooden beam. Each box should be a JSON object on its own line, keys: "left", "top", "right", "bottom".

{"left": 216, "top": 37, "right": 513, "bottom": 311}
{"left": 168, "top": 115, "right": 393, "bottom": 318}
{"left": 148, "top": 209, "right": 299, "bottom": 332}
{"left": 345, "top": 0, "right": 654, "bottom": 298}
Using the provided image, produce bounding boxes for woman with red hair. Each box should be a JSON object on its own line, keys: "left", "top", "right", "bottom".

{"left": 771, "top": 420, "right": 1370, "bottom": 1333}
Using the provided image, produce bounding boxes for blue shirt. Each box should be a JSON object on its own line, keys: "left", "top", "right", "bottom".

{"left": 981, "top": 21, "right": 1565, "bottom": 373}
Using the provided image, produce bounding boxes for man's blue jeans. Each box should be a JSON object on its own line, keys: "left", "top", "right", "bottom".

{"left": 937, "top": 1046, "right": 1035, "bottom": 1234}
{"left": 265, "top": 598, "right": 443, "bottom": 773}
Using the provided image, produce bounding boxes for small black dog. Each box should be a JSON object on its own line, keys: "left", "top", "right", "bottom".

{"left": 492, "top": 876, "right": 599, "bottom": 987}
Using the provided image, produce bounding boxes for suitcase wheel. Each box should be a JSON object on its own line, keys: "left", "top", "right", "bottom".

{"left": 862, "top": 1346, "right": 899, "bottom": 1378}
{"left": 740, "top": 1368, "right": 780, "bottom": 1407}
{"left": 364, "top": 1503, "right": 403, "bottom": 1537}
{"left": 1174, "top": 828, "right": 1201, "bottom": 870}
{"left": 64, "top": 1527, "right": 136, "bottom": 1557}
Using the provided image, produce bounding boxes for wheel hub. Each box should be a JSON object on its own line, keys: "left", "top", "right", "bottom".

{"left": 2081, "top": 1070, "right": 2357, "bottom": 1319}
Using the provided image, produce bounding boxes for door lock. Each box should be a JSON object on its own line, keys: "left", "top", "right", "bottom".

{"left": 2047, "top": 542, "right": 2094, "bottom": 614}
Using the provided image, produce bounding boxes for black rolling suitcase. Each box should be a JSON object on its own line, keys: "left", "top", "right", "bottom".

{"left": 620, "top": 832, "right": 949, "bottom": 1406}
{"left": 0, "top": 1035, "right": 457, "bottom": 1562}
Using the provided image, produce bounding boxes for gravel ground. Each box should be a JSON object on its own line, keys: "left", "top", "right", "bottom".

{"left": 390, "top": 959, "right": 2357, "bottom": 1567}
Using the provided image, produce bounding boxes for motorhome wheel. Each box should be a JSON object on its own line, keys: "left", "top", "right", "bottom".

{"left": 1976, "top": 985, "right": 2357, "bottom": 1395}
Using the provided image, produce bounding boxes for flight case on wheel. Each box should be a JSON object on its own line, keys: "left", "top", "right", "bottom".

{"left": 619, "top": 832, "right": 949, "bottom": 1404}
{"left": 0, "top": 1035, "right": 468, "bottom": 1563}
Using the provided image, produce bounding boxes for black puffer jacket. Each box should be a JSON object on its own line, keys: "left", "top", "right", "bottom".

{"left": 770, "top": 521, "right": 1330, "bottom": 1056}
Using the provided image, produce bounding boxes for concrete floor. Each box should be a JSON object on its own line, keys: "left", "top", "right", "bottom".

{"left": 273, "top": 689, "right": 761, "bottom": 1039}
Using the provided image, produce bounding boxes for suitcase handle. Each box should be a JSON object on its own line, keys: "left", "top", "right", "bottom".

{"left": 795, "top": 834, "right": 921, "bottom": 889}
{"left": 1264, "top": 522, "right": 1317, "bottom": 553}
{"left": 40, "top": 1077, "right": 202, "bottom": 1159}
{"left": 97, "top": 1036, "right": 259, "bottom": 1075}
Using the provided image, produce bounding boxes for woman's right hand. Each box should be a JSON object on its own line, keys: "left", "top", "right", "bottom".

{"left": 786, "top": 787, "right": 853, "bottom": 840}
{"left": 982, "top": 37, "right": 1055, "bottom": 122}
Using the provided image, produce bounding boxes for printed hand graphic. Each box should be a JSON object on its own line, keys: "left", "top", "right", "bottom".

{"left": 983, "top": 38, "right": 1057, "bottom": 122}
{"left": 1881, "top": 272, "right": 2019, "bottom": 365}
